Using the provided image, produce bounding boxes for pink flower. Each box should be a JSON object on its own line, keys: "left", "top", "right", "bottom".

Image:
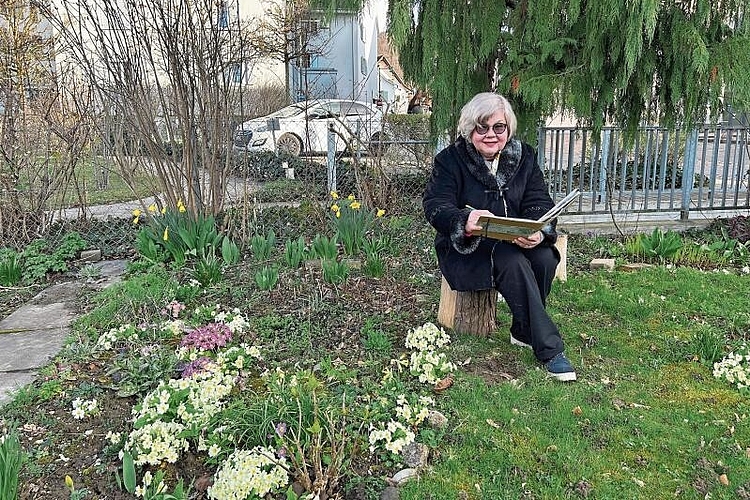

{"left": 162, "top": 300, "right": 186, "bottom": 318}
{"left": 180, "top": 323, "right": 232, "bottom": 351}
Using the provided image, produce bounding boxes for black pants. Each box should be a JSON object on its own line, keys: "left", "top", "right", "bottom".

{"left": 493, "top": 243, "right": 563, "bottom": 362}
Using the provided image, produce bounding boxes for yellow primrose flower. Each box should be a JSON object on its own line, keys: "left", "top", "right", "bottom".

{"left": 336, "top": 210, "right": 341, "bottom": 218}
{"left": 330, "top": 191, "right": 339, "bottom": 199}
{"left": 331, "top": 204, "right": 339, "bottom": 212}
{"left": 177, "top": 200, "right": 186, "bottom": 213}
{"left": 347, "top": 194, "right": 355, "bottom": 201}
{"left": 351, "top": 201, "right": 361, "bottom": 210}
{"left": 65, "top": 475, "right": 74, "bottom": 490}
{"left": 163, "top": 227, "right": 169, "bottom": 241}
{"left": 377, "top": 208, "right": 386, "bottom": 217}
{"left": 147, "top": 204, "right": 157, "bottom": 213}
{"left": 132, "top": 208, "right": 142, "bottom": 217}
{"left": 132, "top": 216, "right": 140, "bottom": 225}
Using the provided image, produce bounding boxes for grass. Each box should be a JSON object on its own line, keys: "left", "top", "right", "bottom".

{"left": 400, "top": 267, "right": 750, "bottom": 499}
{"left": 50, "top": 157, "right": 157, "bottom": 208}
{"left": 1, "top": 215, "right": 749, "bottom": 499}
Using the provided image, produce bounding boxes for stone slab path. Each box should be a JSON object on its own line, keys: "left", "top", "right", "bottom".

{"left": 0, "top": 260, "right": 127, "bottom": 406}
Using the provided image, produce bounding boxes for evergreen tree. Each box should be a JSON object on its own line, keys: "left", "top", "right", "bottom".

{"left": 387, "top": 0, "right": 750, "bottom": 141}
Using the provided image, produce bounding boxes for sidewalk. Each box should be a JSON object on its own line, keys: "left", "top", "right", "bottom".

{"left": 0, "top": 260, "right": 127, "bottom": 406}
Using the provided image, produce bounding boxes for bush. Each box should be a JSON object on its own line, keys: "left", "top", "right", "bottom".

{"left": 558, "top": 157, "right": 709, "bottom": 191}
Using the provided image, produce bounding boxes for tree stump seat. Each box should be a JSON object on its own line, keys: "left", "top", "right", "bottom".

{"left": 437, "top": 235, "right": 568, "bottom": 337}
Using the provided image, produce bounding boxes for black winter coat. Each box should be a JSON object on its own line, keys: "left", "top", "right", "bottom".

{"left": 423, "top": 136, "right": 559, "bottom": 291}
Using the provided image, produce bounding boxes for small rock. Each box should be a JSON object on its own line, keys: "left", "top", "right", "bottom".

{"left": 193, "top": 475, "right": 212, "bottom": 492}
{"left": 401, "top": 442, "right": 429, "bottom": 468}
{"left": 292, "top": 481, "right": 306, "bottom": 496}
{"left": 391, "top": 468, "right": 418, "bottom": 486}
{"left": 589, "top": 258, "right": 615, "bottom": 271}
{"left": 427, "top": 410, "right": 448, "bottom": 429}
{"left": 80, "top": 249, "right": 102, "bottom": 262}
{"left": 342, "top": 258, "right": 362, "bottom": 270}
{"left": 379, "top": 485, "right": 400, "bottom": 500}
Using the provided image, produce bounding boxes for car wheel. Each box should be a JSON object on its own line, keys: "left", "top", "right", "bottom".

{"left": 368, "top": 131, "right": 389, "bottom": 156}
{"left": 277, "top": 133, "right": 303, "bottom": 156}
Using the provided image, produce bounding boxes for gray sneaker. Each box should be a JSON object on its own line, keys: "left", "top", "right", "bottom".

{"left": 545, "top": 353, "right": 577, "bottom": 382}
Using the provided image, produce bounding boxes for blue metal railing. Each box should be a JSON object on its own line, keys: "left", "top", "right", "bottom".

{"left": 537, "top": 125, "right": 750, "bottom": 220}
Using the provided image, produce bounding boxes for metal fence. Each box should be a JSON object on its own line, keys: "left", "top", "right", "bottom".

{"left": 4, "top": 123, "right": 749, "bottom": 252}
{"left": 537, "top": 125, "right": 750, "bottom": 220}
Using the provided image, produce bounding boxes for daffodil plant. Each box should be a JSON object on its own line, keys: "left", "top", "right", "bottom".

{"left": 328, "top": 191, "right": 385, "bottom": 256}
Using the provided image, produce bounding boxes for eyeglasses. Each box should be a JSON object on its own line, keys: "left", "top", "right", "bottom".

{"left": 475, "top": 122, "right": 507, "bottom": 136}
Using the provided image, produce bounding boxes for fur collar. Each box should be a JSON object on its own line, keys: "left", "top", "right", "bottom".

{"left": 455, "top": 136, "right": 522, "bottom": 190}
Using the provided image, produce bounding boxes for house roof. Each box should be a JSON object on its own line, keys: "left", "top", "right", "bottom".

{"left": 377, "top": 33, "right": 409, "bottom": 89}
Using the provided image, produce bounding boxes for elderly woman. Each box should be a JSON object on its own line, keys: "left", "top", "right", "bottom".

{"left": 423, "top": 92, "right": 576, "bottom": 382}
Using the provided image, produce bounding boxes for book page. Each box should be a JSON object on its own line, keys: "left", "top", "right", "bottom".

{"left": 470, "top": 189, "right": 580, "bottom": 241}
{"left": 539, "top": 188, "right": 581, "bottom": 223}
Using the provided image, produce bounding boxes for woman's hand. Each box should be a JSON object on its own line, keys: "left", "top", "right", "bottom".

{"left": 513, "top": 231, "right": 543, "bottom": 249}
{"left": 464, "top": 209, "right": 494, "bottom": 236}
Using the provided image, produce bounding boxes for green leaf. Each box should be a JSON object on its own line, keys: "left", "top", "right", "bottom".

{"left": 286, "top": 485, "right": 299, "bottom": 500}
{"left": 307, "top": 419, "right": 322, "bottom": 435}
{"left": 122, "top": 451, "right": 136, "bottom": 493}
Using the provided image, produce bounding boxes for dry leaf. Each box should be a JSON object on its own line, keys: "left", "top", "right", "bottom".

{"left": 719, "top": 474, "right": 729, "bottom": 486}
{"left": 572, "top": 406, "right": 583, "bottom": 416}
{"left": 434, "top": 376, "right": 453, "bottom": 393}
{"left": 486, "top": 419, "right": 501, "bottom": 429}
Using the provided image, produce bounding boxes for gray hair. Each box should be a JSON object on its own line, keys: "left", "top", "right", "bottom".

{"left": 457, "top": 92, "right": 517, "bottom": 139}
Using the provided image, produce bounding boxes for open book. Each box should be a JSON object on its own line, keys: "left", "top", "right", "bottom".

{"left": 470, "top": 189, "right": 580, "bottom": 241}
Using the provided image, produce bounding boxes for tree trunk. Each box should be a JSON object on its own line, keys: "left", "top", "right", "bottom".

{"left": 438, "top": 277, "right": 497, "bottom": 337}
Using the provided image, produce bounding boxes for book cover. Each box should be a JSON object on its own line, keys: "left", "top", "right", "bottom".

{"left": 470, "top": 189, "right": 580, "bottom": 241}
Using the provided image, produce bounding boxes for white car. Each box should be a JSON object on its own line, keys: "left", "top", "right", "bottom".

{"left": 233, "top": 99, "right": 386, "bottom": 156}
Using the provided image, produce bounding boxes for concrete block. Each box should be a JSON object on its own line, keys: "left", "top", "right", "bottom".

{"left": 80, "top": 249, "right": 102, "bottom": 262}
{"left": 589, "top": 258, "right": 615, "bottom": 271}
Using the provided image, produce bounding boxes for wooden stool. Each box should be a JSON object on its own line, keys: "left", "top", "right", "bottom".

{"left": 437, "top": 235, "right": 569, "bottom": 336}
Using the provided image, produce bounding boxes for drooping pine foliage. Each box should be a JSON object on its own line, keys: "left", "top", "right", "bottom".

{"left": 388, "top": 0, "right": 508, "bottom": 138}
{"left": 386, "top": 0, "right": 750, "bottom": 142}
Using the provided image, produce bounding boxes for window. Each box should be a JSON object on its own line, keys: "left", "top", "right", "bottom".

{"left": 218, "top": 2, "right": 229, "bottom": 29}
{"left": 230, "top": 63, "right": 242, "bottom": 84}
{"left": 300, "top": 18, "right": 322, "bottom": 34}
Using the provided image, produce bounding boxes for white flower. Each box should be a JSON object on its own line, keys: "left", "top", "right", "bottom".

{"left": 208, "top": 447, "right": 288, "bottom": 500}
{"left": 714, "top": 345, "right": 750, "bottom": 394}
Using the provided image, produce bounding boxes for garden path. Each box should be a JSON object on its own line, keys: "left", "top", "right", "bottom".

{"left": 0, "top": 260, "right": 127, "bottom": 406}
